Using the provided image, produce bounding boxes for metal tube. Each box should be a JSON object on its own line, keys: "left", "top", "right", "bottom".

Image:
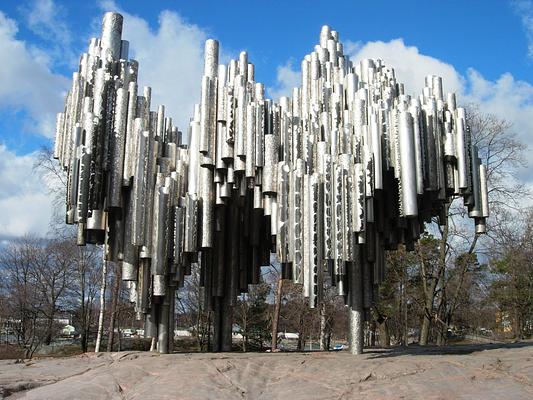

{"left": 245, "top": 104, "right": 256, "bottom": 178}
{"left": 56, "top": 15, "right": 490, "bottom": 356}
{"left": 199, "top": 166, "right": 214, "bottom": 248}
{"left": 107, "top": 87, "right": 128, "bottom": 208}
{"left": 262, "top": 134, "right": 279, "bottom": 194}
{"left": 398, "top": 110, "right": 418, "bottom": 217}
{"left": 101, "top": 12, "right": 123, "bottom": 59}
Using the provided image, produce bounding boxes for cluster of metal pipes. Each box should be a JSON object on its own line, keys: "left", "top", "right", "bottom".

{"left": 55, "top": 12, "right": 488, "bottom": 354}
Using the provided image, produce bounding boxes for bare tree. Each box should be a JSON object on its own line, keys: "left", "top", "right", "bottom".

{"left": 468, "top": 105, "right": 528, "bottom": 214}
{"left": 1, "top": 236, "right": 42, "bottom": 357}
{"left": 234, "top": 281, "right": 271, "bottom": 352}
{"left": 35, "top": 147, "right": 109, "bottom": 353}
{"left": 94, "top": 250, "right": 107, "bottom": 353}
{"left": 0, "top": 236, "right": 73, "bottom": 357}
{"left": 67, "top": 244, "right": 101, "bottom": 352}
{"left": 34, "top": 147, "right": 74, "bottom": 238}
{"left": 416, "top": 105, "right": 529, "bottom": 345}
{"left": 177, "top": 264, "right": 210, "bottom": 351}
{"left": 278, "top": 281, "right": 318, "bottom": 350}
{"left": 107, "top": 262, "right": 122, "bottom": 352}
{"left": 378, "top": 247, "right": 420, "bottom": 346}
{"left": 271, "top": 275, "right": 283, "bottom": 351}
{"left": 489, "top": 209, "right": 533, "bottom": 339}
{"left": 318, "top": 282, "right": 345, "bottom": 350}
{"left": 34, "top": 239, "right": 71, "bottom": 345}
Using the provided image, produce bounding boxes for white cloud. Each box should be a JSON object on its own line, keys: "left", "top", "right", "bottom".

{"left": 267, "top": 60, "right": 301, "bottom": 101}
{"left": 24, "top": 0, "right": 71, "bottom": 47}
{"left": 346, "top": 38, "right": 533, "bottom": 181}
{"left": 514, "top": 0, "right": 533, "bottom": 58}
{"left": 0, "top": 145, "right": 54, "bottom": 240}
{"left": 464, "top": 69, "right": 533, "bottom": 165}
{"left": 267, "top": 39, "right": 464, "bottom": 102}
{"left": 267, "top": 37, "right": 533, "bottom": 190}
{"left": 98, "top": 1, "right": 208, "bottom": 138}
{"left": 21, "top": 0, "right": 78, "bottom": 68}
{"left": 344, "top": 40, "right": 363, "bottom": 57}
{"left": 0, "top": 8, "right": 68, "bottom": 241}
{"left": 349, "top": 38, "right": 464, "bottom": 97}
{"left": 0, "top": 10, "right": 69, "bottom": 138}
{"left": 0, "top": 3, "right": 213, "bottom": 241}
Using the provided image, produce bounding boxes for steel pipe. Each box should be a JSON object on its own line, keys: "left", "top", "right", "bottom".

{"left": 56, "top": 14, "right": 489, "bottom": 355}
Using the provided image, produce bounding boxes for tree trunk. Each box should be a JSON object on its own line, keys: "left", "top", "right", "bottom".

{"left": 297, "top": 314, "right": 304, "bottom": 351}
{"left": 271, "top": 278, "right": 283, "bottom": 351}
{"left": 378, "top": 320, "right": 390, "bottom": 347}
{"left": 370, "top": 320, "right": 376, "bottom": 347}
{"left": 436, "top": 308, "right": 450, "bottom": 346}
{"left": 435, "top": 204, "right": 451, "bottom": 346}
{"left": 403, "top": 284, "right": 408, "bottom": 346}
{"left": 319, "top": 301, "right": 328, "bottom": 351}
{"left": 420, "top": 309, "right": 431, "bottom": 346}
{"left": 95, "top": 250, "right": 107, "bottom": 353}
{"left": 515, "top": 311, "right": 523, "bottom": 340}
{"left": 80, "top": 278, "right": 88, "bottom": 352}
{"left": 206, "top": 311, "right": 212, "bottom": 352}
{"left": 81, "top": 330, "right": 88, "bottom": 353}
{"left": 45, "top": 316, "right": 54, "bottom": 346}
{"left": 117, "top": 309, "right": 122, "bottom": 351}
{"left": 195, "top": 301, "right": 203, "bottom": 351}
{"left": 107, "top": 262, "right": 121, "bottom": 352}
{"left": 436, "top": 327, "right": 444, "bottom": 346}
{"left": 80, "top": 296, "right": 88, "bottom": 353}
{"left": 419, "top": 270, "right": 440, "bottom": 346}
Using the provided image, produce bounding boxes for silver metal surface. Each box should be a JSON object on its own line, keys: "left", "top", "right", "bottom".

{"left": 56, "top": 14, "right": 488, "bottom": 355}
{"left": 262, "top": 134, "right": 279, "bottom": 194}
{"left": 398, "top": 110, "right": 418, "bottom": 217}
{"left": 101, "top": 12, "right": 123, "bottom": 59}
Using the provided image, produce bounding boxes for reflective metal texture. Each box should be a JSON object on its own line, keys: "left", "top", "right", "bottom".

{"left": 56, "top": 15, "right": 488, "bottom": 355}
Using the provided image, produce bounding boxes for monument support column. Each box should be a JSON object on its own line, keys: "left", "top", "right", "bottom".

{"left": 348, "top": 249, "right": 364, "bottom": 355}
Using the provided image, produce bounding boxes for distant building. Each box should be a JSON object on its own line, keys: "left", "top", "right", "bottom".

{"left": 61, "top": 324, "right": 76, "bottom": 337}
{"left": 174, "top": 329, "right": 192, "bottom": 337}
{"left": 278, "top": 332, "right": 299, "bottom": 340}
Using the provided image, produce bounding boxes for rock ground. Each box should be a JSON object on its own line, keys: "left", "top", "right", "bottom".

{"left": 1, "top": 342, "right": 533, "bottom": 399}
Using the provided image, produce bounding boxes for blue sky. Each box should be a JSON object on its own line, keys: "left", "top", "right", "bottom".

{"left": 0, "top": 0, "right": 532, "bottom": 239}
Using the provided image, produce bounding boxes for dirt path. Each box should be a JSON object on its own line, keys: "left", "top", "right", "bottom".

{"left": 1, "top": 342, "right": 532, "bottom": 399}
